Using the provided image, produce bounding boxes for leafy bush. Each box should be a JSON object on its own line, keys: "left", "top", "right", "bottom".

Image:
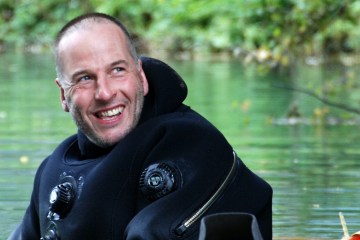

{"left": 1, "top": 0, "right": 359, "bottom": 65}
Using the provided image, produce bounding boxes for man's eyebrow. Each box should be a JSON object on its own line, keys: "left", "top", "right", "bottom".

{"left": 110, "top": 60, "right": 129, "bottom": 67}
{"left": 71, "top": 70, "right": 89, "bottom": 80}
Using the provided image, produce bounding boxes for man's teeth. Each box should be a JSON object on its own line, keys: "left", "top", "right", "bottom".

{"left": 98, "top": 107, "right": 123, "bottom": 118}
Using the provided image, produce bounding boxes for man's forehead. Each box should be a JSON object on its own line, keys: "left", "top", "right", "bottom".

{"left": 58, "top": 22, "right": 125, "bottom": 52}
{"left": 59, "top": 20, "right": 121, "bottom": 44}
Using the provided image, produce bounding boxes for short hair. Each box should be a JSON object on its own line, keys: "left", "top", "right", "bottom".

{"left": 54, "top": 12, "right": 139, "bottom": 86}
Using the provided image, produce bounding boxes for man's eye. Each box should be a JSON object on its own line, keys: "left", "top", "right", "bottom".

{"left": 79, "top": 75, "right": 91, "bottom": 81}
{"left": 113, "top": 67, "right": 124, "bottom": 73}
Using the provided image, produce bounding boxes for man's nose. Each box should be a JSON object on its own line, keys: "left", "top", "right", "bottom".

{"left": 95, "top": 76, "right": 116, "bottom": 101}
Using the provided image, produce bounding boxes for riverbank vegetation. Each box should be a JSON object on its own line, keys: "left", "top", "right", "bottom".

{"left": 1, "top": 0, "right": 360, "bottom": 65}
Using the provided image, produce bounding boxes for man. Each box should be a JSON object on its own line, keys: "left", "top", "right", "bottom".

{"left": 8, "top": 13, "right": 272, "bottom": 240}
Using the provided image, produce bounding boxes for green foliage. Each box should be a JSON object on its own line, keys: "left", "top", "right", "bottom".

{"left": 0, "top": 0, "right": 85, "bottom": 51}
{"left": 1, "top": 0, "right": 359, "bottom": 64}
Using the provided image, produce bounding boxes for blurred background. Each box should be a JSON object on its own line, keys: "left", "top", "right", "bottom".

{"left": 1, "top": 0, "right": 360, "bottom": 239}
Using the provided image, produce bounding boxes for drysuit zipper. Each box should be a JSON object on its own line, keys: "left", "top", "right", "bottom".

{"left": 175, "top": 151, "right": 238, "bottom": 236}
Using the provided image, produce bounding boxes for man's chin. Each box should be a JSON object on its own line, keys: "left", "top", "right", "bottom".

{"left": 85, "top": 134, "right": 115, "bottom": 148}
{"left": 88, "top": 133, "right": 127, "bottom": 148}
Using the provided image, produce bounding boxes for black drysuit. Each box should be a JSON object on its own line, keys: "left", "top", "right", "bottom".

{"left": 8, "top": 57, "right": 272, "bottom": 240}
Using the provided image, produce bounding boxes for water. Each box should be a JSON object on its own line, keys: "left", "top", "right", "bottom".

{"left": 1, "top": 52, "right": 359, "bottom": 239}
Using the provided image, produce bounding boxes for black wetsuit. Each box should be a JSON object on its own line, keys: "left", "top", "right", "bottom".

{"left": 8, "top": 57, "right": 272, "bottom": 240}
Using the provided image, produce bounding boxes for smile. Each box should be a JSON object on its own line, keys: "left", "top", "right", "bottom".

{"left": 95, "top": 106, "right": 124, "bottom": 119}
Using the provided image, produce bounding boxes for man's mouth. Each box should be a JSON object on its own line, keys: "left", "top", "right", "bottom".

{"left": 95, "top": 106, "right": 124, "bottom": 119}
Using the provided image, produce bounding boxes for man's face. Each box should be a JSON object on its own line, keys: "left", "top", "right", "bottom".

{"left": 56, "top": 22, "right": 148, "bottom": 147}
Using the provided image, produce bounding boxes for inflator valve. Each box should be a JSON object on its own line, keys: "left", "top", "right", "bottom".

{"left": 48, "top": 181, "right": 75, "bottom": 219}
{"left": 139, "top": 163, "right": 179, "bottom": 200}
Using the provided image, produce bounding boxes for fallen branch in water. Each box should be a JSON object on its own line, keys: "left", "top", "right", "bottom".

{"left": 273, "top": 84, "right": 360, "bottom": 115}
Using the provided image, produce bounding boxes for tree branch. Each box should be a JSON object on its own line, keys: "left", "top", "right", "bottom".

{"left": 273, "top": 84, "right": 360, "bottom": 115}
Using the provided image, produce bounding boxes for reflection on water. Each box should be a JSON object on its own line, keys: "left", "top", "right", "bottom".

{"left": 1, "top": 53, "right": 359, "bottom": 239}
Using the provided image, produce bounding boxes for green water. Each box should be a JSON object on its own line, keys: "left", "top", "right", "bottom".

{"left": 1, "top": 52, "right": 359, "bottom": 239}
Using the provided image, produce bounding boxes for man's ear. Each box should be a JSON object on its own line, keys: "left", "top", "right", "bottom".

{"left": 138, "top": 59, "right": 149, "bottom": 96}
{"left": 55, "top": 79, "right": 69, "bottom": 112}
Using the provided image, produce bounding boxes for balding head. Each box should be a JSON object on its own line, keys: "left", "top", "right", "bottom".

{"left": 54, "top": 13, "right": 139, "bottom": 86}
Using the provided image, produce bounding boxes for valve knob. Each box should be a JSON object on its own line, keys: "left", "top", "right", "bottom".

{"left": 41, "top": 229, "right": 58, "bottom": 240}
{"left": 48, "top": 181, "right": 75, "bottom": 219}
{"left": 139, "top": 163, "right": 179, "bottom": 200}
{"left": 40, "top": 222, "right": 60, "bottom": 240}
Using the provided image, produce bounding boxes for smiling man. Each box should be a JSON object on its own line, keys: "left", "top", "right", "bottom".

{"left": 55, "top": 16, "right": 148, "bottom": 148}
{"left": 8, "top": 13, "right": 272, "bottom": 240}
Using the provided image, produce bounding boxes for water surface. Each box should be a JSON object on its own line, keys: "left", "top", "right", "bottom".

{"left": 0, "top": 53, "right": 359, "bottom": 239}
